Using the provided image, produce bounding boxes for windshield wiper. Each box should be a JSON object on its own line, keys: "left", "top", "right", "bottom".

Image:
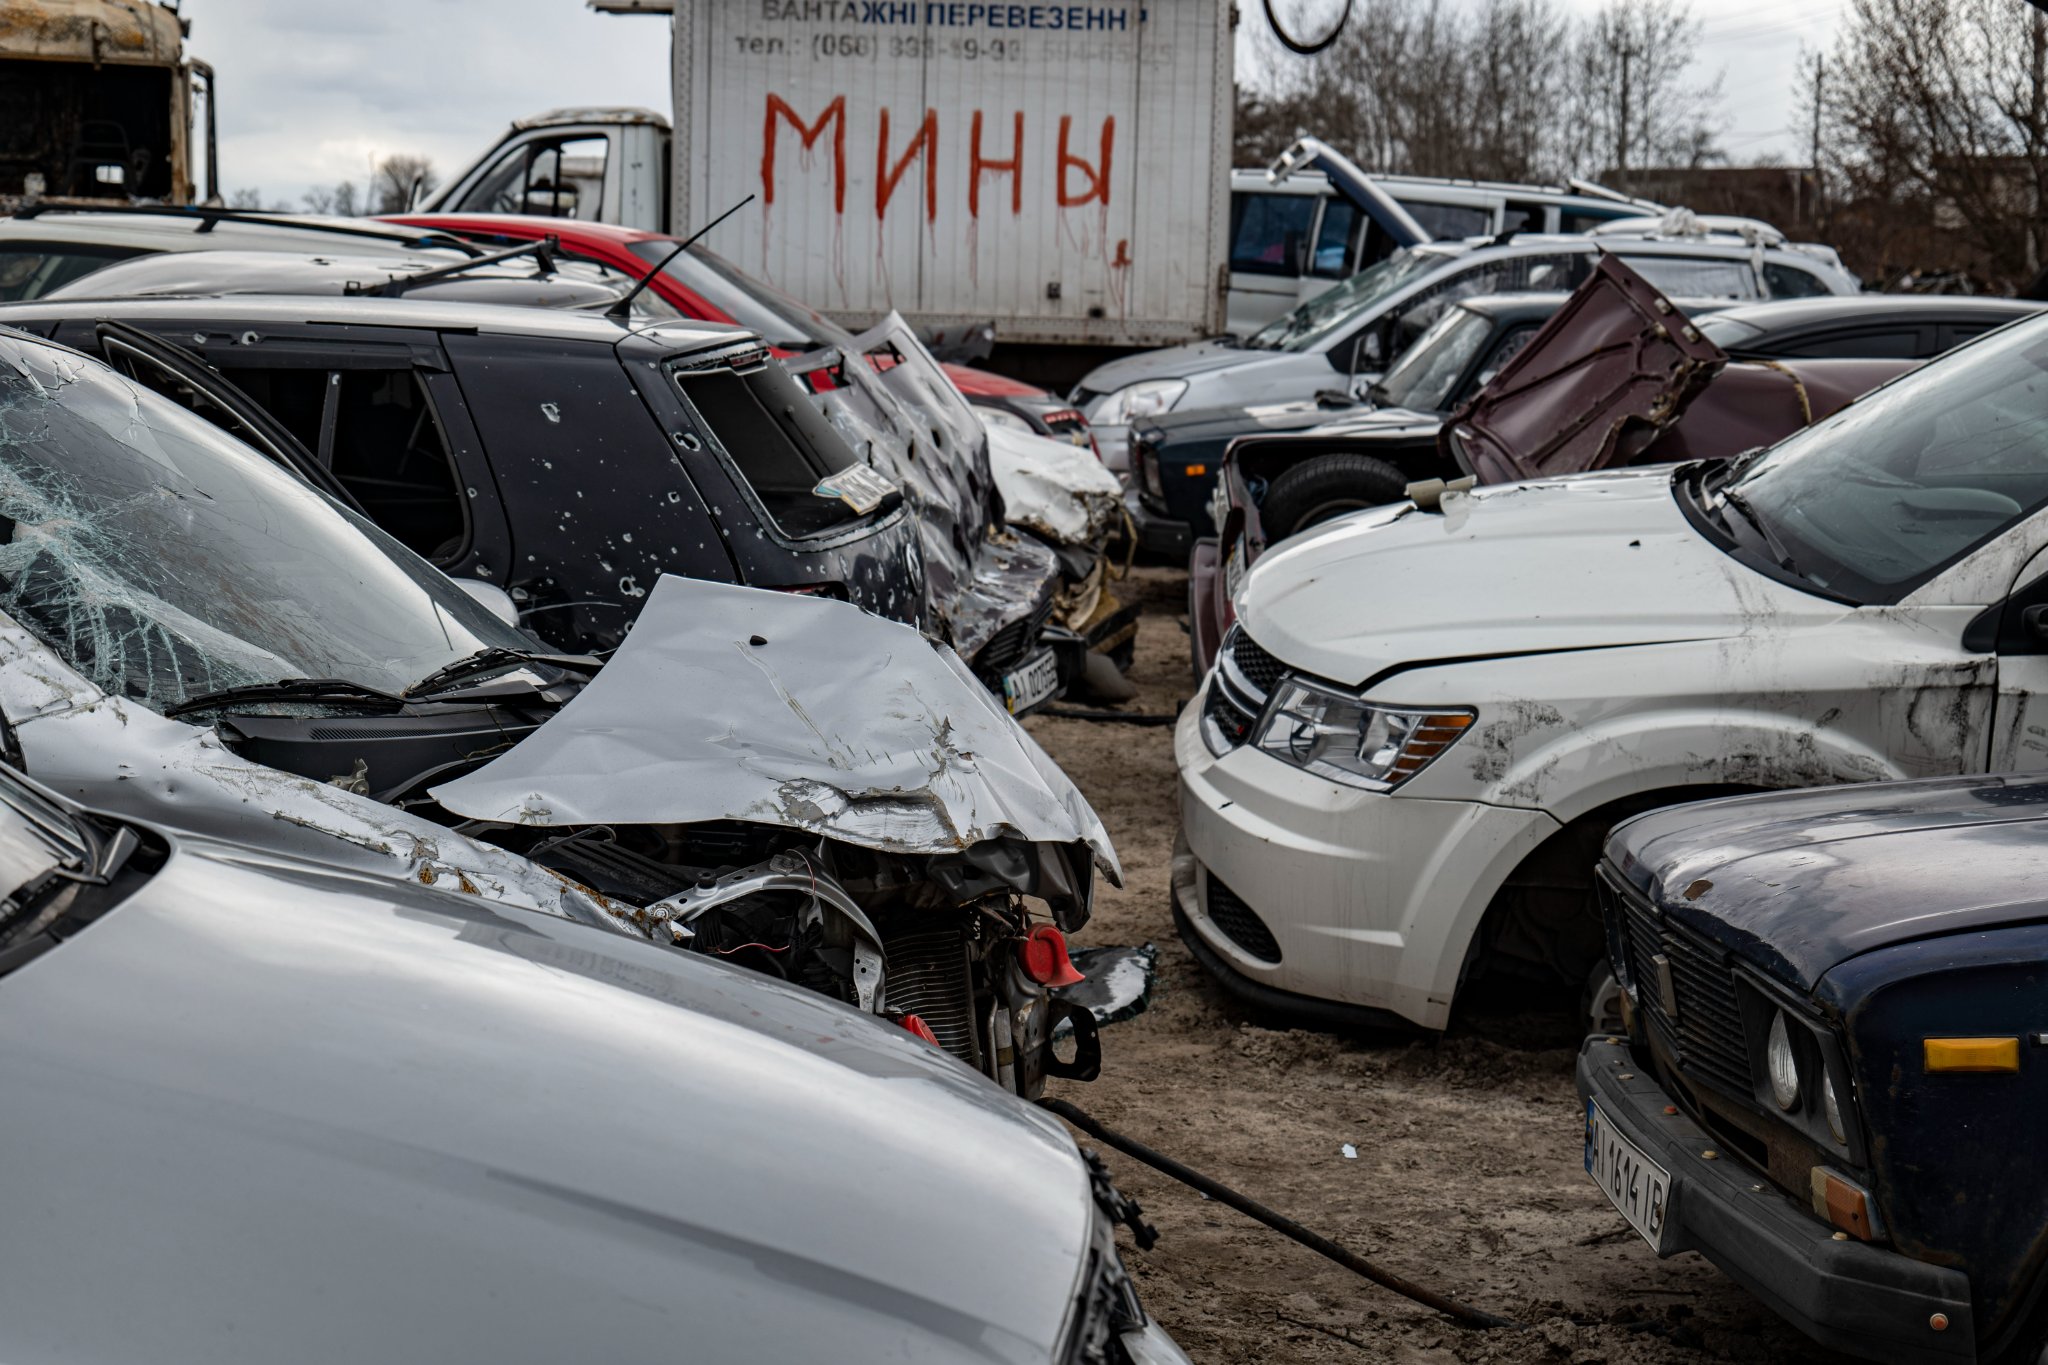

{"left": 1718, "top": 485, "right": 1804, "bottom": 575}
{"left": 164, "top": 677, "right": 406, "bottom": 718}
{"left": 403, "top": 647, "right": 600, "bottom": 699}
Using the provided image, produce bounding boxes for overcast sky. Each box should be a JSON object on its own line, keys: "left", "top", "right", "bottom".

{"left": 190, "top": 0, "right": 1844, "bottom": 210}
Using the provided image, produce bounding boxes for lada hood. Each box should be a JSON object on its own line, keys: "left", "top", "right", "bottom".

{"left": 1231, "top": 468, "right": 1841, "bottom": 688}
{"left": 1606, "top": 775, "right": 2048, "bottom": 990}
{"left": 433, "top": 575, "right": 1120, "bottom": 883}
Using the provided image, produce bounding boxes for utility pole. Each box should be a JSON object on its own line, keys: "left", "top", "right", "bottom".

{"left": 1617, "top": 43, "right": 1633, "bottom": 180}
{"left": 1811, "top": 52, "right": 1825, "bottom": 231}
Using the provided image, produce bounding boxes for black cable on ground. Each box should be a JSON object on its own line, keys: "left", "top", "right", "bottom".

{"left": 1038, "top": 706, "right": 1179, "bottom": 726}
{"left": 1040, "top": 1097, "right": 1524, "bottom": 1332}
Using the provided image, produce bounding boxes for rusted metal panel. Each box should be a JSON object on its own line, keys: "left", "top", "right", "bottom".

{"left": 0, "top": 0, "right": 182, "bottom": 65}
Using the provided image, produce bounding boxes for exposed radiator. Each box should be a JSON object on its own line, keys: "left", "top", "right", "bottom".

{"left": 882, "top": 924, "right": 980, "bottom": 1069}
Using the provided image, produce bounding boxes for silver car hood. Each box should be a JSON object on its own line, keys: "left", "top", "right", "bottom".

{"left": 0, "top": 834, "right": 1097, "bottom": 1364}
{"left": 434, "top": 575, "right": 1121, "bottom": 882}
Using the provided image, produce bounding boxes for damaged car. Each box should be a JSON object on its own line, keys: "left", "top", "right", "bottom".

{"left": 1583, "top": 774, "right": 2048, "bottom": 1365}
{"left": 1176, "top": 307, "right": 2048, "bottom": 1033}
{"left": 0, "top": 325, "right": 1117, "bottom": 1096}
{"left": 1187, "top": 257, "right": 1916, "bottom": 673}
{"left": 0, "top": 764, "right": 1184, "bottom": 1364}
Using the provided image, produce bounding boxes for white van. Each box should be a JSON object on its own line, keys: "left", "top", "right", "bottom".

{"left": 1226, "top": 140, "right": 1659, "bottom": 335}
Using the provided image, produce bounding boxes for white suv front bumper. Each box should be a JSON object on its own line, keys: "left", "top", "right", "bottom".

{"left": 1174, "top": 692, "right": 1558, "bottom": 1029}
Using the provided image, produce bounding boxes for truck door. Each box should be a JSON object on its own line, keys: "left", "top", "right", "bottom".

{"left": 1226, "top": 187, "right": 1320, "bottom": 336}
{"left": 442, "top": 129, "right": 617, "bottom": 223}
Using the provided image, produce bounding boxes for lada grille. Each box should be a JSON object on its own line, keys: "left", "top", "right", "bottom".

{"left": 1603, "top": 872, "right": 1752, "bottom": 1098}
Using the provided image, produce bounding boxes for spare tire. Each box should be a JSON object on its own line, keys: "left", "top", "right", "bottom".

{"left": 1257, "top": 453, "right": 1409, "bottom": 541}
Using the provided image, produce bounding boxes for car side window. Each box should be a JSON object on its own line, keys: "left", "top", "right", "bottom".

{"left": 0, "top": 246, "right": 145, "bottom": 302}
{"left": 1229, "top": 192, "right": 1318, "bottom": 277}
{"left": 1396, "top": 253, "right": 1587, "bottom": 338}
{"left": 1500, "top": 202, "right": 1543, "bottom": 233}
{"left": 1398, "top": 202, "right": 1491, "bottom": 239}
{"left": 1469, "top": 323, "right": 1542, "bottom": 394}
{"left": 1616, "top": 256, "right": 1760, "bottom": 300}
{"left": 453, "top": 134, "right": 609, "bottom": 220}
{"left": 223, "top": 367, "right": 469, "bottom": 563}
{"left": 1763, "top": 262, "right": 1831, "bottom": 299}
{"left": 1777, "top": 328, "right": 1925, "bottom": 360}
{"left": 1939, "top": 322, "right": 1995, "bottom": 351}
{"left": 1310, "top": 200, "right": 1363, "bottom": 279}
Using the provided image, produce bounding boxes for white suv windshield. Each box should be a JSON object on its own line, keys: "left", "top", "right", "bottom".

{"left": 0, "top": 335, "right": 529, "bottom": 711}
{"left": 1724, "top": 319, "right": 2048, "bottom": 603}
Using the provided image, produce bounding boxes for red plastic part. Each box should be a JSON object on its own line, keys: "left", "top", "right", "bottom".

{"left": 900, "top": 1014, "right": 942, "bottom": 1047}
{"left": 1018, "top": 925, "right": 1085, "bottom": 988}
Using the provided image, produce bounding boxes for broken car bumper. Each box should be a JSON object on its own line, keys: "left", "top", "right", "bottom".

{"left": 1577, "top": 1037, "right": 1975, "bottom": 1364}
{"left": 1173, "top": 693, "right": 1557, "bottom": 1030}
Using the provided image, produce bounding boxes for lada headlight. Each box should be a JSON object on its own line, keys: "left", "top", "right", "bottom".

{"left": 1251, "top": 678, "right": 1474, "bottom": 789}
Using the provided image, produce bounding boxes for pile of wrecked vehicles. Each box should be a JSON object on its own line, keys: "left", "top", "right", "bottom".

{"left": 1168, "top": 247, "right": 2048, "bottom": 1362}
{"left": 0, "top": 228, "right": 1189, "bottom": 1357}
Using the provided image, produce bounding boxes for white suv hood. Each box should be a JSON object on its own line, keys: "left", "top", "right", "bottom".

{"left": 1234, "top": 469, "right": 1846, "bottom": 688}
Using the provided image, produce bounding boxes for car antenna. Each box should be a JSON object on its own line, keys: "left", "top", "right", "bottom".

{"left": 606, "top": 193, "right": 755, "bottom": 320}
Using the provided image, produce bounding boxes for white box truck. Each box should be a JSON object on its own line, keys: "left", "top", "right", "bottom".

{"left": 428, "top": 1, "right": 1232, "bottom": 368}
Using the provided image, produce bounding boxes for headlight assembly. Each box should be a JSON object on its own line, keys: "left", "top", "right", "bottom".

{"left": 1092, "top": 379, "right": 1187, "bottom": 425}
{"left": 1767, "top": 1010, "right": 1801, "bottom": 1110}
{"left": 1251, "top": 678, "right": 1473, "bottom": 789}
{"left": 1823, "top": 1068, "right": 1847, "bottom": 1144}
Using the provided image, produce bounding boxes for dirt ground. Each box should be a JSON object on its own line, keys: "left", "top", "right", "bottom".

{"left": 1026, "top": 566, "right": 1854, "bottom": 1365}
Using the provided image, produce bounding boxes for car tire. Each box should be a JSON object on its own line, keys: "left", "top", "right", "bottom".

{"left": 1258, "top": 454, "right": 1409, "bottom": 541}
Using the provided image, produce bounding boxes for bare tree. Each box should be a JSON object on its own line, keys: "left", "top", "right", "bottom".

{"left": 1566, "top": 0, "right": 1724, "bottom": 183}
{"left": 1810, "top": 0, "right": 2048, "bottom": 291}
{"left": 300, "top": 181, "right": 364, "bottom": 216}
{"left": 372, "top": 154, "right": 439, "bottom": 215}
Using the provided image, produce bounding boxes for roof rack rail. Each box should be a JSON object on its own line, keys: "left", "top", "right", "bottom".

{"left": 345, "top": 234, "right": 561, "bottom": 298}
{"left": 9, "top": 203, "right": 483, "bottom": 257}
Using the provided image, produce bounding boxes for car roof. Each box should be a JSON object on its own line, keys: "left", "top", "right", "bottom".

{"left": 0, "top": 290, "right": 752, "bottom": 349}
{"left": 0, "top": 208, "right": 476, "bottom": 257}
{"left": 41, "top": 249, "right": 647, "bottom": 311}
{"left": 1700, "top": 294, "right": 2042, "bottom": 331}
{"left": 382, "top": 212, "right": 669, "bottom": 249}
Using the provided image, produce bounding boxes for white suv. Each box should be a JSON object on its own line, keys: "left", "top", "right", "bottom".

{"left": 1175, "top": 313, "right": 2048, "bottom": 1029}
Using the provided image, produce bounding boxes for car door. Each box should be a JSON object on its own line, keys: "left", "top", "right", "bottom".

{"left": 73, "top": 321, "right": 514, "bottom": 589}
{"left": 441, "top": 129, "right": 617, "bottom": 223}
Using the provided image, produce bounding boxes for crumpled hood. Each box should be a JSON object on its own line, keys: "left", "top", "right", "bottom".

{"left": 1234, "top": 468, "right": 1842, "bottom": 688}
{"left": 434, "top": 575, "right": 1121, "bottom": 883}
{"left": 1608, "top": 774, "right": 2048, "bottom": 991}
{"left": 0, "top": 839, "right": 1095, "bottom": 1364}
{"left": 984, "top": 421, "right": 1122, "bottom": 547}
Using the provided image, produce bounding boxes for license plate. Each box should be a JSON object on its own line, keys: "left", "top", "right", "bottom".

{"left": 1223, "top": 535, "right": 1246, "bottom": 601}
{"left": 1002, "top": 648, "right": 1061, "bottom": 715}
{"left": 1585, "top": 1099, "right": 1670, "bottom": 1252}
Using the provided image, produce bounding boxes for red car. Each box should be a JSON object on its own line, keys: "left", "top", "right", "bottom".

{"left": 381, "top": 213, "right": 1095, "bottom": 451}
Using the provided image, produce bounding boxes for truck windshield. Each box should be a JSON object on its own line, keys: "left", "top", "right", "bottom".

{"left": 1719, "top": 318, "right": 2048, "bottom": 604}
{"left": 1249, "top": 248, "right": 1446, "bottom": 352}
{"left": 0, "top": 334, "right": 529, "bottom": 712}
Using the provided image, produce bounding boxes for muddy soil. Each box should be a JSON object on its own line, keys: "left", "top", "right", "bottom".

{"left": 1027, "top": 566, "right": 1853, "bottom": 1365}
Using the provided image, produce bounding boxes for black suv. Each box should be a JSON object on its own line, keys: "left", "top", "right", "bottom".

{"left": 0, "top": 296, "right": 925, "bottom": 658}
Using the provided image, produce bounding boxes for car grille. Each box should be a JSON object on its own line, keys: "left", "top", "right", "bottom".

{"left": 1604, "top": 871, "right": 1752, "bottom": 1098}
{"left": 976, "top": 598, "right": 1054, "bottom": 674}
{"left": 1230, "top": 628, "right": 1286, "bottom": 695}
{"left": 1205, "top": 876, "right": 1282, "bottom": 963}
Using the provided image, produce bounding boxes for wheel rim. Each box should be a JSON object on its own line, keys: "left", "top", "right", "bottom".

{"left": 1293, "top": 496, "right": 1376, "bottom": 531}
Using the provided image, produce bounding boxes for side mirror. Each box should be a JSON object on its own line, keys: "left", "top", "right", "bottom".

{"left": 2024, "top": 603, "right": 2048, "bottom": 642}
{"left": 456, "top": 578, "right": 521, "bottom": 628}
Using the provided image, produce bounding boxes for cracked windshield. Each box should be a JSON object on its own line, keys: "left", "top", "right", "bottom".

{"left": 0, "top": 336, "right": 525, "bottom": 711}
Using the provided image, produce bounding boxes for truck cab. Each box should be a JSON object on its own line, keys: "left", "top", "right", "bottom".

{"left": 0, "top": 0, "right": 217, "bottom": 210}
{"left": 423, "top": 107, "right": 670, "bottom": 231}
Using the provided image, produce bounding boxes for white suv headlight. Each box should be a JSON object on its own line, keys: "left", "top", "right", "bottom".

{"left": 1252, "top": 678, "right": 1474, "bottom": 789}
{"left": 1091, "top": 379, "right": 1187, "bottom": 425}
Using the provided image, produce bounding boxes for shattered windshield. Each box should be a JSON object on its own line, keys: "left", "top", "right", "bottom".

{"left": 1373, "top": 305, "right": 1490, "bottom": 413}
{"left": 1249, "top": 248, "right": 1447, "bottom": 352}
{"left": 0, "top": 334, "right": 531, "bottom": 712}
{"left": 1719, "top": 317, "right": 2048, "bottom": 603}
